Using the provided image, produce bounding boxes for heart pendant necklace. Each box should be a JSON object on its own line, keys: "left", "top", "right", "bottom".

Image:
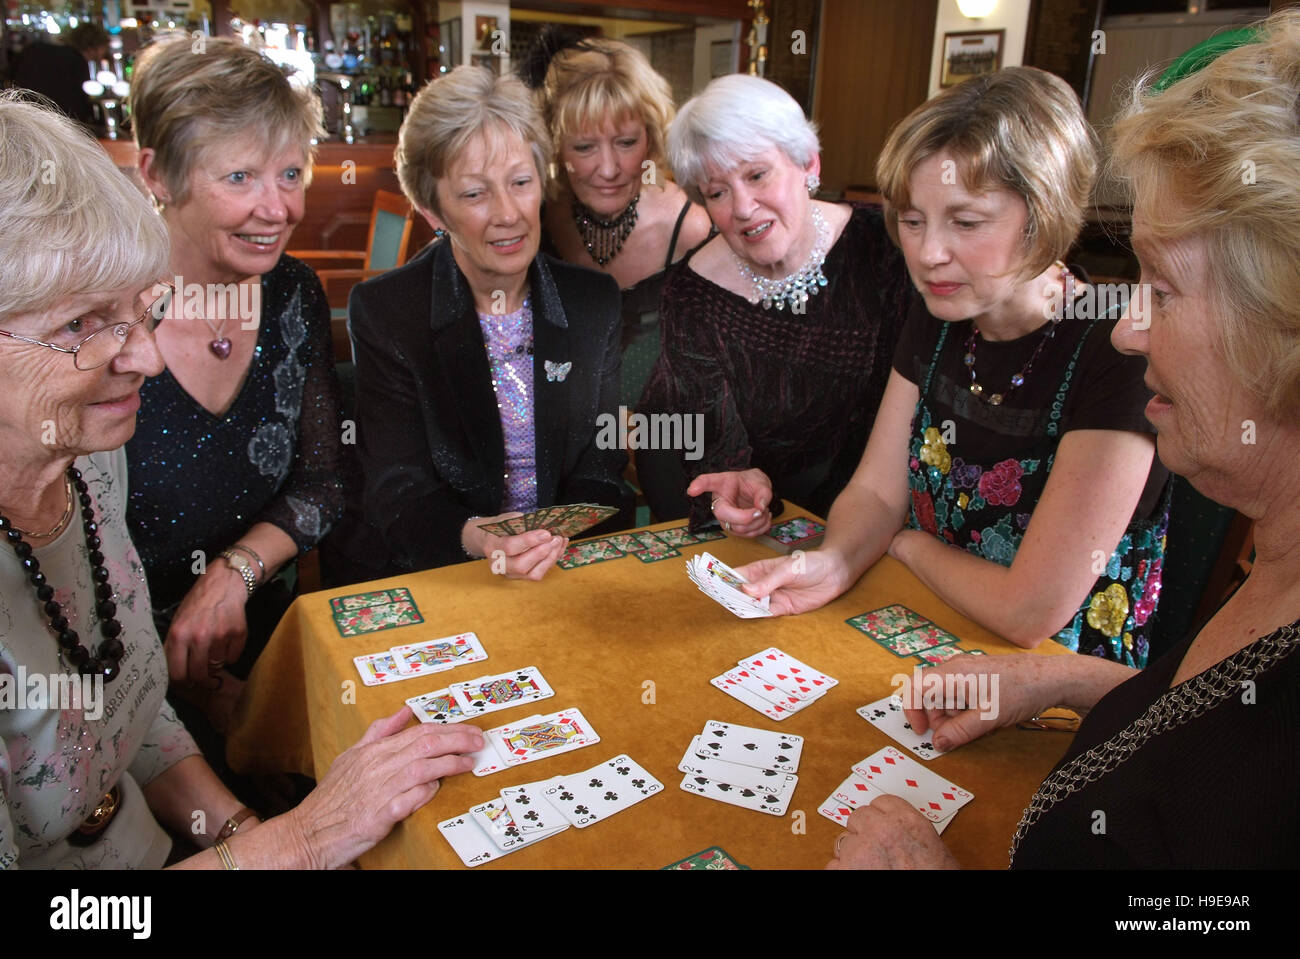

{"left": 199, "top": 313, "right": 233, "bottom": 359}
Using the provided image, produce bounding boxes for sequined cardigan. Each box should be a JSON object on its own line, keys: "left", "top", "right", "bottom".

{"left": 345, "top": 239, "right": 629, "bottom": 576}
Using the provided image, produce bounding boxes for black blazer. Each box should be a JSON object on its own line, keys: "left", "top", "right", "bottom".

{"left": 347, "top": 239, "right": 629, "bottom": 575}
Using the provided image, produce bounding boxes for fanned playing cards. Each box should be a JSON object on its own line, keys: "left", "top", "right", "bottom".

{"left": 477, "top": 503, "right": 617, "bottom": 539}
{"left": 686, "top": 552, "right": 772, "bottom": 618}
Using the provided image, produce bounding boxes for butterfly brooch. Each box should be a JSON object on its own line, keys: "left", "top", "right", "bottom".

{"left": 544, "top": 360, "right": 572, "bottom": 383}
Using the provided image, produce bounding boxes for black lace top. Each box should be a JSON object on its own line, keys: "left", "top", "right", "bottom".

{"left": 125, "top": 255, "right": 347, "bottom": 611}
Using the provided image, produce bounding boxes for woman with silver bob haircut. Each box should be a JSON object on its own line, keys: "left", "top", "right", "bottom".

{"left": 0, "top": 94, "right": 485, "bottom": 869}
{"left": 638, "top": 73, "right": 912, "bottom": 536}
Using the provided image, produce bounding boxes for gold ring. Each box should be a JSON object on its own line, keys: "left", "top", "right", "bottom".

{"left": 835, "top": 834, "right": 846, "bottom": 856}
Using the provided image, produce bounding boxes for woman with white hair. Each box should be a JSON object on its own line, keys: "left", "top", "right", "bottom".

{"left": 0, "top": 94, "right": 484, "bottom": 869}
{"left": 637, "top": 74, "right": 912, "bottom": 533}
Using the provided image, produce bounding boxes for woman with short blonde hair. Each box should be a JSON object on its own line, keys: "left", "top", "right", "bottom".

{"left": 739, "top": 67, "right": 1170, "bottom": 668}
{"left": 125, "top": 36, "right": 347, "bottom": 731}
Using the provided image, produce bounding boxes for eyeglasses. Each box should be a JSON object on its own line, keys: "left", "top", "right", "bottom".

{"left": 0, "top": 283, "right": 174, "bottom": 371}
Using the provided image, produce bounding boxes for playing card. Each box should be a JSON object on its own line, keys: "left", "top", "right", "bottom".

{"left": 757, "top": 516, "right": 826, "bottom": 553}
{"left": 687, "top": 554, "right": 772, "bottom": 618}
{"left": 557, "top": 538, "right": 625, "bottom": 569}
{"left": 605, "top": 533, "right": 648, "bottom": 553}
{"left": 852, "top": 746, "right": 973, "bottom": 824}
{"left": 469, "top": 797, "right": 566, "bottom": 850}
{"left": 352, "top": 651, "right": 418, "bottom": 686}
{"left": 450, "top": 666, "right": 554, "bottom": 714}
{"left": 856, "top": 694, "right": 946, "bottom": 760}
{"left": 331, "top": 587, "right": 424, "bottom": 637}
{"left": 543, "top": 754, "right": 663, "bottom": 828}
{"left": 500, "top": 778, "right": 565, "bottom": 835}
{"left": 693, "top": 720, "right": 803, "bottom": 773}
{"left": 632, "top": 531, "right": 680, "bottom": 562}
{"left": 845, "top": 604, "right": 931, "bottom": 640}
{"left": 437, "top": 813, "right": 503, "bottom": 867}
{"left": 549, "top": 504, "right": 619, "bottom": 538}
{"left": 389, "top": 631, "right": 488, "bottom": 676}
{"left": 662, "top": 846, "right": 749, "bottom": 870}
{"left": 677, "top": 736, "right": 797, "bottom": 795}
{"left": 468, "top": 726, "right": 517, "bottom": 777}
{"left": 679, "top": 770, "right": 795, "bottom": 816}
{"left": 875, "top": 624, "right": 962, "bottom": 658}
{"left": 817, "top": 772, "right": 887, "bottom": 826}
{"left": 481, "top": 707, "right": 600, "bottom": 773}
{"left": 654, "top": 525, "right": 700, "bottom": 548}
{"left": 915, "top": 644, "right": 967, "bottom": 667}
{"left": 737, "top": 647, "right": 838, "bottom": 701}
{"left": 710, "top": 669, "right": 808, "bottom": 721}
{"left": 406, "top": 687, "right": 466, "bottom": 723}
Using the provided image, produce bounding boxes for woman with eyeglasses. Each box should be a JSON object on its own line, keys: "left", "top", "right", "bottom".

{"left": 0, "top": 92, "right": 485, "bottom": 870}
{"left": 121, "top": 37, "right": 349, "bottom": 731}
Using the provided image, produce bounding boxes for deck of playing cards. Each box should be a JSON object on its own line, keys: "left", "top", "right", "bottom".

{"left": 818, "top": 746, "right": 973, "bottom": 834}
{"left": 406, "top": 666, "right": 554, "bottom": 723}
{"left": 711, "top": 646, "right": 838, "bottom": 720}
{"left": 686, "top": 552, "right": 772, "bottom": 618}
{"left": 466, "top": 706, "right": 601, "bottom": 776}
{"left": 477, "top": 503, "right": 618, "bottom": 539}
{"left": 439, "top": 754, "right": 663, "bottom": 866}
{"left": 678, "top": 720, "right": 802, "bottom": 816}
{"left": 352, "top": 631, "right": 487, "bottom": 686}
{"left": 756, "top": 516, "right": 826, "bottom": 553}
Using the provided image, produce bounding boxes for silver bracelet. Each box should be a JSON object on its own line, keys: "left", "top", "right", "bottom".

{"left": 228, "top": 543, "right": 266, "bottom": 580}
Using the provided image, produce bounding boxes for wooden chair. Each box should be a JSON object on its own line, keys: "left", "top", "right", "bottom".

{"left": 289, "top": 189, "right": 415, "bottom": 362}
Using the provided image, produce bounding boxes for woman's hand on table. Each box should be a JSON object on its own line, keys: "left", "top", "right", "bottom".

{"left": 900, "top": 655, "right": 1061, "bottom": 751}
{"left": 164, "top": 560, "right": 250, "bottom": 684}
{"left": 732, "top": 548, "right": 852, "bottom": 616}
{"left": 287, "top": 707, "right": 485, "bottom": 870}
{"left": 826, "top": 797, "right": 960, "bottom": 870}
{"left": 462, "top": 513, "right": 569, "bottom": 581}
{"left": 688, "top": 469, "right": 774, "bottom": 537}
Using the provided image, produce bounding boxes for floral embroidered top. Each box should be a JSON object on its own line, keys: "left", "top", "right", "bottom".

{"left": 125, "top": 255, "right": 347, "bottom": 613}
{"left": 893, "top": 295, "right": 1171, "bottom": 667}
{"left": 1, "top": 449, "right": 199, "bottom": 869}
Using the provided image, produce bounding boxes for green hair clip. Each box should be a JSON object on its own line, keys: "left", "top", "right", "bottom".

{"left": 1151, "top": 26, "right": 1261, "bottom": 94}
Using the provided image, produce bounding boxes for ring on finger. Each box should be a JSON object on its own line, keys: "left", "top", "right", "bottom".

{"left": 723, "top": 521, "right": 731, "bottom": 531}
{"left": 710, "top": 499, "right": 720, "bottom": 512}
{"left": 835, "top": 834, "right": 846, "bottom": 856}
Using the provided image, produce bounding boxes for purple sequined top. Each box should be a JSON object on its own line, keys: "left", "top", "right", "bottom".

{"left": 478, "top": 300, "right": 537, "bottom": 513}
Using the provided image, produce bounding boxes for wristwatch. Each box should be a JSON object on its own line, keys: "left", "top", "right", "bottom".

{"left": 217, "top": 549, "right": 258, "bottom": 596}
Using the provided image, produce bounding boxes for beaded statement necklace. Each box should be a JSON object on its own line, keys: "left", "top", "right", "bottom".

{"left": 572, "top": 193, "right": 640, "bottom": 266}
{"left": 0, "top": 465, "right": 126, "bottom": 681}
{"left": 733, "top": 204, "right": 829, "bottom": 311}
{"left": 963, "top": 261, "right": 1073, "bottom": 406}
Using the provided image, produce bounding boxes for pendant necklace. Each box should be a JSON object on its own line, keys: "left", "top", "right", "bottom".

{"left": 573, "top": 193, "right": 640, "bottom": 266}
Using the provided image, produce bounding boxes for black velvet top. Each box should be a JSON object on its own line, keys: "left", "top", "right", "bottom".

{"left": 1011, "top": 619, "right": 1300, "bottom": 867}
{"left": 125, "top": 255, "right": 347, "bottom": 611}
{"left": 638, "top": 203, "right": 913, "bottom": 527}
{"left": 343, "top": 240, "right": 629, "bottom": 577}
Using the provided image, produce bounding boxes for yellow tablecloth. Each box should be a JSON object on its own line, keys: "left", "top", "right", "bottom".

{"left": 228, "top": 511, "right": 1072, "bottom": 869}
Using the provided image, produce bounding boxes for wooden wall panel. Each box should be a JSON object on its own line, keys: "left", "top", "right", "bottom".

{"left": 812, "top": 0, "right": 937, "bottom": 192}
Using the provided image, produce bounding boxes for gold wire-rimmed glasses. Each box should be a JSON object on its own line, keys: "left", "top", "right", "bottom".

{"left": 0, "top": 282, "right": 174, "bottom": 371}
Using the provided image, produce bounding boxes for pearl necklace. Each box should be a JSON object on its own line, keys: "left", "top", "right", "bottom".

{"left": 733, "top": 205, "right": 829, "bottom": 311}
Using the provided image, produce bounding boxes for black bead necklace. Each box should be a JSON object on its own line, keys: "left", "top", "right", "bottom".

{"left": 0, "top": 465, "right": 125, "bottom": 681}
{"left": 572, "top": 193, "right": 639, "bottom": 266}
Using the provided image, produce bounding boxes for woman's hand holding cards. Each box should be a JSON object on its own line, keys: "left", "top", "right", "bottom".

{"left": 688, "top": 469, "right": 774, "bottom": 537}
{"left": 462, "top": 513, "right": 568, "bottom": 581}
{"left": 733, "top": 548, "right": 853, "bottom": 616}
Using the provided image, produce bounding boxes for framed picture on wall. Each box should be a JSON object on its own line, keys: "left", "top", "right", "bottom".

{"left": 941, "top": 29, "right": 1004, "bottom": 87}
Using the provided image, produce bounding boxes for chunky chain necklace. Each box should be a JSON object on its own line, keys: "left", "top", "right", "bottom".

{"left": 572, "top": 193, "right": 640, "bottom": 266}
{"left": 0, "top": 465, "right": 127, "bottom": 681}
{"left": 734, "top": 204, "right": 829, "bottom": 311}
{"left": 964, "top": 261, "right": 1072, "bottom": 406}
{"left": 1009, "top": 621, "right": 1300, "bottom": 865}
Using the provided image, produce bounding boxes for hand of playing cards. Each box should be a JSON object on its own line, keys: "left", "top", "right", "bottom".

{"left": 678, "top": 720, "right": 802, "bottom": 816}
{"left": 439, "top": 753, "right": 663, "bottom": 866}
{"left": 687, "top": 552, "right": 772, "bottom": 618}
{"left": 477, "top": 503, "right": 618, "bottom": 539}
{"left": 818, "top": 746, "right": 973, "bottom": 834}
{"left": 712, "top": 646, "right": 838, "bottom": 720}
